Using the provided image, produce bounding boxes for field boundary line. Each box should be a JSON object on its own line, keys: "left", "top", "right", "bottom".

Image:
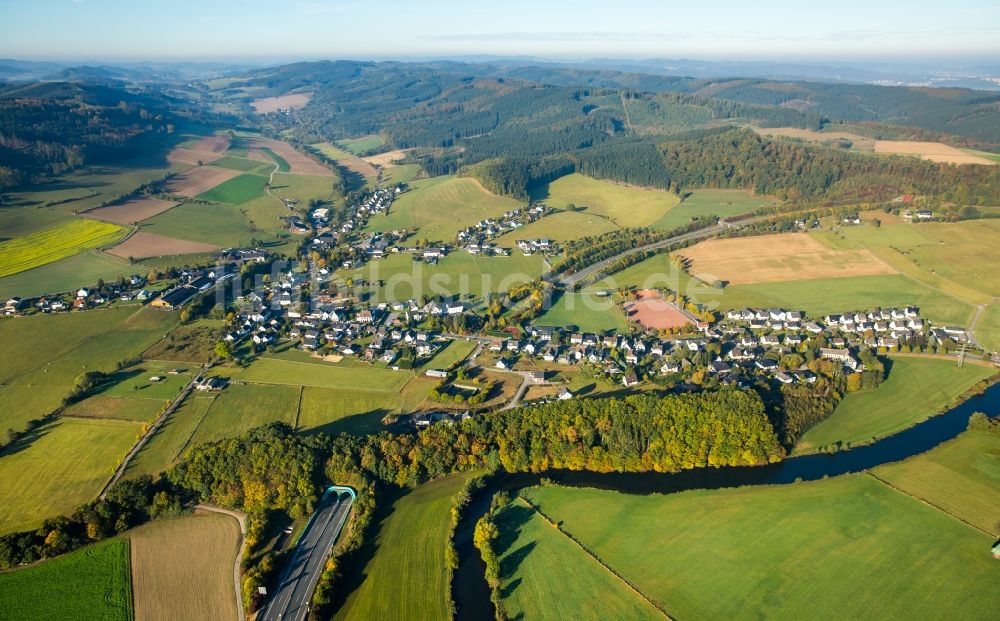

{"left": 292, "top": 385, "right": 304, "bottom": 431}
{"left": 516, "top": 496, "right": 675, "bottom": 620}
{"left": 865, "top": 471, "right": 995, "bottom": 537}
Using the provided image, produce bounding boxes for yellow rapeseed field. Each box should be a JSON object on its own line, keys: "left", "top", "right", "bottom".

{"left": 0, "top": 218, "right": 128, "bottom": 277}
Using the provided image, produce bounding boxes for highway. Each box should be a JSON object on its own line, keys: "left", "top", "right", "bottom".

{"left": 259, "top": 491, "right": 353, "bottom": 621}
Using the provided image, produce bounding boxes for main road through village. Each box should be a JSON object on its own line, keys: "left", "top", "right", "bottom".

{"left": 259, "top": 490, "right": 354, "bottom": 621}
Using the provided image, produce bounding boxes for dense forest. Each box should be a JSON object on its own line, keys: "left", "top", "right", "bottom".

{"left": 0, "top": 83, "right": 178, "bottom": 189}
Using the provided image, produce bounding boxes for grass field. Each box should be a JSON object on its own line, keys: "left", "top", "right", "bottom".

{"left": 296, "top": 386, "right": 403, "bottom": 436}
{"left": 535, "top": 291, "right": 628, "bottom": 333}
{"left": 874, "top": 428, "right": 1000, "bottom": 534}
{"left": 140, "top": 201, "right": 258, "bottom": 247}
{"left": 516, "top": 474, "right": 1000, "bottom": 620}
{"left": 796, "top": 357, "right": 995, "bottom": 452}
{"left": 0, "top": 307, "right": 179, "bottom": 434}
{"left": 380, "top": 163, "right": 421, "bottom": 186}
{"left": 333, "top": 472, "right": 476, "bottom": 621}
{"left": 0, "top": 219, "right": 128, "bottom": 277}
{"left": 496, "top": 209, "right": 619, "bottom": 244}
{"left": 960, "top": 148, "right": 1000, "bottom": 164}
{"left": 209, "top": 155, "right": 275, "bottom": 175}
{"left": 310, "top": 142, "right": 378, "bottom": 187}
{"left": 529, "top": 173, "right": 680, "bottom": 229}
{"left": 125, "top": 395, "right": 215, "bottom": 478}
{"left": 978, "top": 302, "right": 1000, "bottom": 353}
{"left": 495, "top": 499, "right": 663, "bottom": 621}
{"left": 128, "top": 512, "right": 240, "bottom": 621}
{"left": 421, "top": 339, "right": 476, "bottom": 370}
{"left": 0, "top": 205, "right": 72, "bottom": 239}
{"left": 61, "top": 395, "right": 165, "bottom": 423}
{"left": 270, "top": 172, "right": 339, "bottom": 206}
{"left": 364, "top": 175, "right": 522, "bottom": 241}
{"left": 0, "top": 250, "right": 132, "bottom": 299}
{"left": 237, "top": 357, "right": 414, "bottom": 392}
{"left": 337, "top": 135, "right": 385, "bottom": 155}
{"left": 196, "top": 173, "right": 267, "bottom": 205}
{"left": 258, "top": 147, "right": 290, "bottom": 172}
{"left": 141, "top": 319, "right": 224, "bottom": 363}
{"left": 0, "top": 417, "right": 143, "bottom": 534}
{"left": 0, "top": 538, "right": 132, "bottom": 621}
{"left": 189, "top": 383, "right": 299, "bottom": 445}
{"left": 651, "top": 189, "right": 772, "bottom": 230}
{"left": 350, "top": 251, "right": 545, "bottom": 302}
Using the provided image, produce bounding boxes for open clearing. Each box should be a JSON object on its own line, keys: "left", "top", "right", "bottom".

{"left": 755, "top": 126, "right": 876, "bottom": 150}
{"left": 873, "top": 428, "right": 1000, "bottom": 534}
{"left": 338, "top": 135, "right": 385, "bottom": 155}
{"left": 107, "top": 230, "right": 218, "bottom": 259}
{"left": 674, "top": 233, "right": 896, "bottom": 285}
{"left": 128, "top": 512, "right": 240, "bottom": 621}
{"left": 84, "top": 197, "right": 179, "bottom": 225}
{"left": 250, "top": 92, "right": 312, "bottom": 113}
{"left": 163, "top": 165, "right": 241, "bottom": 197}
{"left": 332, "top": 472, "right": 476, "bottom": 621}
{"left": 364, "top": 175, "right": 522, "bottom": 240}
{"left": 167, "top": 134, "right": 230, "bottom": 165}
{"left": 0, "top": 538, "right": 132, "bottom": 621}
{"left": 874, "top": 140, "right": 996, "bottom": 165}
{"left": 623, "top": 290, "right": 692, "bottom": 330}
{"left": 529, "top": 173, "right": 680, "bottom": 229}
{"left": 496, "top": 499, "right": 664, "bottom": 621}
{"left": 795, "top": 357, "right": 994, "bottom": 452}
{"left": 0, "top": 417, "right": 142, "bottom": 534}
{"left": 364, "top": 148, "right": 411, "bottom": 166}
{"left": 517, "top": 472, "right": 1000, "bottom": 621}
{"left": 0, "top": 219, "right": 128, "bottom": 277}
{"left": 0, "top": 306, "right": 178, "bottom": 434}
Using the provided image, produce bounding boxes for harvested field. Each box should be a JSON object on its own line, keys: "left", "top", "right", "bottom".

{"left": 85, "top": 197, "right": 179, "bottom": 225}
{"left": 874, "top": 140, "right": 996, "bottom": 165}
{"left": 364, "top": 149, "right": 413, "bottom": 166}
{"left": 128, "top": 512, "right": 240, "bottom": 621}
{"left": 247, "top": 137, "right": 332, "bottom": 176}
{"left": 163, "top": 166, "right": 241, "bottom": 197}
{"left": 250, "top": 92, "right": 312, "bottom": 113}
{"left": 167, "top": 134, "right": 230, "bottom": 165}
{"left": 107, "top": 231, "right": 218, "bottom": 259}
{"left": 623, "top": 290, "right": 692, "bottom": 330}
{"left": 674, "top": 233, "right": 896, "bottom": 285}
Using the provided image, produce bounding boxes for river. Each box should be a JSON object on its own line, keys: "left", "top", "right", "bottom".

{"left": 452, "top": 381, "right": 1000, "bottom": 619}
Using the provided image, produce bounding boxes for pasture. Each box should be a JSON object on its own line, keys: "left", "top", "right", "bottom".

{"left": 296, "top": 386, "right": 406, "bottom": 436}
{"left": 0, "top": 306, "right": 178, "bottom": 433}
{"left": 0, "top": 538, "right": 132, "bottom": 621}
{"left": 495, "top": 209, "right": 618, "bottom": 243}
{"left": 535, "top": 291, "right": 628, "bottom": 333}
{"left": 188, "top": 383, "right": 299, "bottom": 445}
{"left": 421, "top": 339, "right": 477, "bottom": 370}
{"left": 237, "top": 357, "right": 414, "bottom": 392}
{"left": 796, "top": 357, "right": 995, "bottom": 452}
{"left": 332, "top": 472, "right": 476, "bottom": 621}
{"left": 650, "top": 189, "right": 773, "bottom": 230}
{"left": 128, "top": 512, "right": 240, "bottom": 621}
{"left": 310, "top": 142, "right": 379, "bottom": 184}
{"left": 517, "top": 475, "right": 1000, "bottom": 621}
{"left": 380, "top": 163, "right": 421, "bottom": 186}
{"left": 529, "top": 173, "right": 680, "bottom": 229}
{"left": 495, "top": 499, "right": 663, "bottom": 621}
{"left": 349, "top": 251, "right": 545, "bottom": 302}
{"left": 0, "top": 205, "right": 72, "bottom": 238}
{"left": 977, "top": 303, "right": 1000, "bottom": 353}
{"left": 0, "top": 219, "right": 128, "bottom": 277}
{"left": 141, "top": 319, "right": 224, "bottom": 363}
{"left": 874, "top": 140, "right": 996, "bottom": 165}
{"left": 83, "top": 197, "right": 178, "bottom": 225}
{"left": 125, "top": 395, "right": 215, "bottom": 478}
{"left": 270, "top": 172, "right": 339, "bottom": 205}
{"left": 0, "top": 251, "right": 131, "bottom": 299}
{"left": 338, "top": 135, "right": 385, "bottom": 155}
{"left": 0, "top": 417, "right": 143, "bottom": 534}
{"left": 674, "top": 233, "right": 896, "bottom": 285}
{"left": 364, "top": 175, "right": 522, "bottom": 241}
{"left": 209, "top": 155, "right": 275, "bottom": 174}
{"left": 61, "top": 395, "right": 165, "bottom": 423}
{"left": 196, "top": 173, "right": 268, "bottom": 205}
{"left": 245, "top": 136, "right": 332, "bottom": 176}
{"left": 140, "top": 201, "right": 258, "bottom": 248}
{"left": 258, "top": 146, "right": 290, "bottom": 172}
{"left": 107, "top": 231, "right": 219, "bottom": 259}
{"left": 874, "top": 428, "right": 1000, "bottom": 534}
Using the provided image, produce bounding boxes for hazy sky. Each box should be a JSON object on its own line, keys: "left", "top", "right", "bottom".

{"left": 2, "top": 0, "right": 999, "bottom": 61}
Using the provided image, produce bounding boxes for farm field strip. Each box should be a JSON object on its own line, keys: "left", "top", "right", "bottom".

{"left": 236, "top": 357, "right": 413, "bottom": 392}
{"left": 162, "top": 165, "right": 241, "bottom": 197}
{"left": 107, "top": 231, "right": 219, "bottom": 259}
{"left": 83, "top": 197, "right": 180, "bottom": 225}
{"left": 0, "top": 219, "right": 128, "bottom": 277}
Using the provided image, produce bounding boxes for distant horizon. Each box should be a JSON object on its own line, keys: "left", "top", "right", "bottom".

{"left": 2, "top": 0, "right": 998, "bottom": 62}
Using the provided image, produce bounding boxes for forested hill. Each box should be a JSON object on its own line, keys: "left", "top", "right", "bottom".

{"left": 0, "top": 82, "right": 178, "bottom": 189}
